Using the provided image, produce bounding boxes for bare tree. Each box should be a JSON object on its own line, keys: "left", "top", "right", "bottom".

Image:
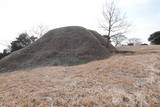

{"left": 0, "top": 41, "right": 11, "bottom": 53}
{"left": 111, "top": 34, "right": 127, "bottom": 46}
{"left": 0, "top": 43, "right": 7, "bottom": 47}
{"left": 100, "top": 0, "right": 130, "bottom": 41}
{"left": 127, "top": 38, "right": 142, "bottom": 46}
{"left": 29, "top": 24, "right": 49, "bottom": 38}
{"left": 0, "top": 40, "right": 9, "bottom": 47}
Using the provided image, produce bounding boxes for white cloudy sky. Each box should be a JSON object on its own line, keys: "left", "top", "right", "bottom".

{"left": 0, "top": 0, "right": 160, "bottom": 52}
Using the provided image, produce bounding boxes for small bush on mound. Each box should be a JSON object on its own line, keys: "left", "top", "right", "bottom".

{"left": 0, "top": 26, "right": 116, "bottom": 72}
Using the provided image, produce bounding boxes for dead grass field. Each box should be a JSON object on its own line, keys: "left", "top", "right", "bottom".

{"left": 0, "top": 45, "right": 160, "bottom": 107}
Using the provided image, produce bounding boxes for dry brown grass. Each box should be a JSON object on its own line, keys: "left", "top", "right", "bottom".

{"left": 0, "top": 45, "right": 160, "bottom": 106}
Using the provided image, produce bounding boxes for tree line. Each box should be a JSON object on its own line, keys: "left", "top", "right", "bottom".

{"left": 0, "top": 25, "right": 48, "bottom": 60}
{"left": 0, "top": 33, "right": 37, "bottom": 60}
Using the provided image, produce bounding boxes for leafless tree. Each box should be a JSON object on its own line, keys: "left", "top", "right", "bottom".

{"left": 127, "top": 38, "right": 142, "bottom": 46}
{"left": 0, "top": 40, "right": 9, "bottom": 47}
{"left": 29, "top": 24, "right": 49, "bottom": 38}
{"left": 111, "top": 34, "right": 127, "bottom": 46}
{"left": 0, "top": 41, "right": 11, "bottom": 52}
{"left": 100, "top": 0, "right": 130, "bottom": 41}
{"left": 0, "top": 43, "right": 7, "bottom": 47}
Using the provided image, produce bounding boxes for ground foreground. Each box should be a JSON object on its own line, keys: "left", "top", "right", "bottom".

{"left": 0, "top": 45, "right": 160, "bottom": 107}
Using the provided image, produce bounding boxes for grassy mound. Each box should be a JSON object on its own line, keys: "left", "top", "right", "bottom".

{"left": 0, "top": 26, "right": 115, "bottom": 72}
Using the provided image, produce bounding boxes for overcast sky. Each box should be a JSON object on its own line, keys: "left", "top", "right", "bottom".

{"left": 0, "top": 0, "right": 160, "bottom": 52}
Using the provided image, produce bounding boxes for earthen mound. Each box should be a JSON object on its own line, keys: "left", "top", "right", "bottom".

{"left": 0, "top": 26, "right": 116, "bottom": 72}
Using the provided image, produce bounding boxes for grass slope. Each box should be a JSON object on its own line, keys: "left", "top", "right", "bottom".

{"left": 0, "top": 45, "right": 160, "bottom": 106}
